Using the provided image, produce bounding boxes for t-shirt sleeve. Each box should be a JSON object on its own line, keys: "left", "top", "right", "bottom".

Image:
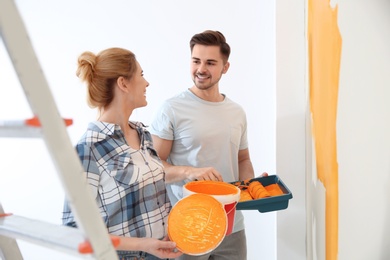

{"left": 149, "top": 102, "right": 175, "bottom": 141}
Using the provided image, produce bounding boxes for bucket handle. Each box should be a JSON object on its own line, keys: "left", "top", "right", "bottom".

{"left": 225, "top": 202, "right": 238, "bottom": 215}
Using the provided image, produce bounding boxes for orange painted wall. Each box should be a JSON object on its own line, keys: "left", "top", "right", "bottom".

{"left": 308, "top": 0, "right": 342, "bottom": 259}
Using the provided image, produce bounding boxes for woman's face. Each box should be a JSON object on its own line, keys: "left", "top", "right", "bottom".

{"left": 128, "top": 61, "right": 150, "bottom": 108}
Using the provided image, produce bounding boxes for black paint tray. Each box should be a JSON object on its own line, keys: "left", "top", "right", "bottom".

{"left": 235, "top": 175, "right": 293, "bottom": 213}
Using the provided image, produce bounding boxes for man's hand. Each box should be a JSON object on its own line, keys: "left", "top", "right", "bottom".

{"left": 260, "top": 172, "right": 268, "bottom": 177}
{"left": 188, "top": 167, "right": 223, "bottom": 182}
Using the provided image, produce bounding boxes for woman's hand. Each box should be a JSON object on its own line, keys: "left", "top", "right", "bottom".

{"left": 144, "top": 237, "right": 183, "bottom": 259}
{"left": 116, "top": 235, "right": 183, "bottom": 259}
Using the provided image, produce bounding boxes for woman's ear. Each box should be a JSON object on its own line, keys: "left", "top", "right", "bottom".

{"left": 116, "top": 76, "right": 129, "bottom": 92}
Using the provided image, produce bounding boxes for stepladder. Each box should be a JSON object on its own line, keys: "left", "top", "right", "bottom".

{"left": 0, "top": 0, "right": 119, "bottom": 258}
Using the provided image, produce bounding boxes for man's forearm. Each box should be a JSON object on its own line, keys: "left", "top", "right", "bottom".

{"left": 162, "top": 160, "right": 193, "bottom": 184}
{"left": 238, "top": 159, "right": 255, "bottom": 181}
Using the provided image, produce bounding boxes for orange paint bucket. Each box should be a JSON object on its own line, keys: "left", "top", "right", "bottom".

{"left": 168, "top": 193, "right": 227, "bottom": 255}
{"left": 183, "top": 181, "right": 240, "bottom": 236}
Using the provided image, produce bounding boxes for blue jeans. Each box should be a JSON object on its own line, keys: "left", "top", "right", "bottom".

{"left": 117, "top": 250, "right": 170, "bottom": 260}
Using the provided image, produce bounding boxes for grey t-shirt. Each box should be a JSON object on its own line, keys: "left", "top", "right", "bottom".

{"left": 150, "top": 89, "right": 249, "bottom": 233}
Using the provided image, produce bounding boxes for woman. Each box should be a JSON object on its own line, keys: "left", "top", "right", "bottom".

{"left": 62, "top": 47, "right": 182, "bottom": 260}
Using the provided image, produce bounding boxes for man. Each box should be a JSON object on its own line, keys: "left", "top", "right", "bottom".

{"left": 150, "top": 30, "right": 257, "bottom": 260}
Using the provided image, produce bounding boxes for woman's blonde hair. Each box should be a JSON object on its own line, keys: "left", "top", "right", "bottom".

{"left": 76, "top": 47, "right": 137, "bottom": 109}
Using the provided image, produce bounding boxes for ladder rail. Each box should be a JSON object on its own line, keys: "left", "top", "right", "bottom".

{"left": 0, "top": 0, "right": 118, "bottom": 259}
{"left": 0, "top": 205, "right": 23, "bottom": 260}
{"left": 0, "top": 235, "right": 23, "bottom": 260}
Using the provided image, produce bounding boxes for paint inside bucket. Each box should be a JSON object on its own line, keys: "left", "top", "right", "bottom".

{"left": 168, "top": 193, "right": 227, "bottom": 255}
{"left": 183, "top": 181, "right": 240, "bottom": 236}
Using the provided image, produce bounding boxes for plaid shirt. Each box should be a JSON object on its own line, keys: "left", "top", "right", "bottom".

{"left": 62, "top": 121, "right": 171, "bottom": 239}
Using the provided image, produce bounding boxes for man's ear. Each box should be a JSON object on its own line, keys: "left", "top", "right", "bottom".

{"left": 116, "top": 76, "right": 129, "bottom": 92}
{"left": 222, "top": 61, "right": 230, "bottom": 74}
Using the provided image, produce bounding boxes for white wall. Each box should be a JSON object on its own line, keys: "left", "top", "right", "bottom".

{"left": 332, "top": 0, "right": 390, "bottom": 259}
{"left": 275, "top": 0, "right": 307, "bottom": 259}
{"left": 275, "top": 0, "right": 390, "bottom": 259}
{"left": 0, "top": 1, "right": 276, "bottom": 259}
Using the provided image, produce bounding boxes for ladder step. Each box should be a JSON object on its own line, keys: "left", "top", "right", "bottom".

{"left": 0, "top": 125, "right": 43, "bottom": 138}
{"left": 0, "top": 117, "right": 73, "bottom": 138}
{"left": 0, "top": 214, "right": 119, "bottom": 257}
